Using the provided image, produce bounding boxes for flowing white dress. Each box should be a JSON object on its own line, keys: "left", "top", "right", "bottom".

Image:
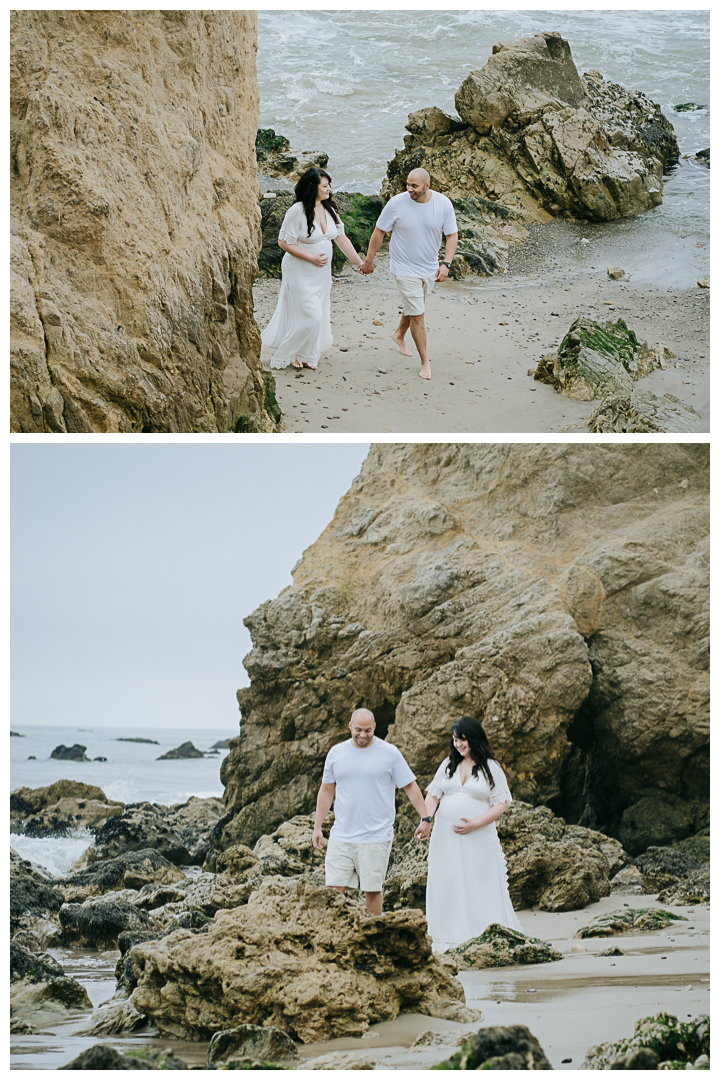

{"left": 261, "top": 201, "right": 344, "bottom": 369}
{"left": 425, "top": 757, "right": 523, "bottom": 952}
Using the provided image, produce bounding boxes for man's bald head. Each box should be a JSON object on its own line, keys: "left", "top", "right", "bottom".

{"left": 408, "top": 168, "right": 430, "bottom": 184}
{"left": 349, "top": 708, "right": 376, "bottom": 747}
{"left": 351, "top": 708, "right": 375, "bottom": 725}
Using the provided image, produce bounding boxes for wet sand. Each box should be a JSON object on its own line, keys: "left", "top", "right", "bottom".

{"left": 12, "top": 894, "right": 709, "bottom": 1070}
{"left": 255, "top": 219, "right": 709, "bottom": 434}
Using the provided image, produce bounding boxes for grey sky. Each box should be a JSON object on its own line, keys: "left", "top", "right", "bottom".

{"left": 11, "top": 443, "right": 370, "bottom": 731}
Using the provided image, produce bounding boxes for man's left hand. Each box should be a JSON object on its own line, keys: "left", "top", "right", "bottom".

{"left": 414, "top": 821, "right": 431, "bottom": 840}
{"left": 453, "top": 817, "right": 479, "bottom": 835}
{"left": 434, "top": 264, "right": 450, "bottom": 282}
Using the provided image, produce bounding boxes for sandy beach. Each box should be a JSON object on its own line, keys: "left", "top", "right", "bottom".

{"left": 256, "top": 219, "right": 709, "bottom": 434}
{"left": 14, "top": 892, "right": 708, "bottom": 1070}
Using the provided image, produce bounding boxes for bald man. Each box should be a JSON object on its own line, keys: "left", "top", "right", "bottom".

{"left": 359, "top": 169, "right": 458, "bottom": 380}
{"left": 312, "top": 708, "right": 430, "bottom": 914}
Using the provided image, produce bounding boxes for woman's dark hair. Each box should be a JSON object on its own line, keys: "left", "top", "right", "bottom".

{"left": 445, "top": 716, "right": 508, "bottom": 788}
{"left": 293, "top": 168, "right": 340, "bottom": 237}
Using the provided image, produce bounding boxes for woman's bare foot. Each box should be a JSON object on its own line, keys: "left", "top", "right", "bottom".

{"left": 419, "top": 361, "right": 432, "bottom": 380}
{"left": 290, "top": 360, "right": 302, "bottom": 369}
{"left": 302, "top": 361, "right": 318, "bottom": 370}
{"left": 391, "top": 330, "right": 413, "bottom": 357}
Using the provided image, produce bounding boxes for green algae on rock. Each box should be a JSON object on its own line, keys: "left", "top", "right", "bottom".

{"left": 530, "top": 317, "right": 673, "bottom": 401}
{"left": 574, "top": 907, "right": 687, "bottom": 939}
{"left": 432, "top": 1024, "right": 552, "bottom": 1070}
{"left": 444, "top": 924, "right": 562, "bottom": 970}
{"left": 580, "top": 1012, "right": 710, "bottom": 1070}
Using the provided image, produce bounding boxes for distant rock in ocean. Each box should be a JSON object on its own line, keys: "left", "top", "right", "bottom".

{"left": 210, "top": 739, "right": 234, "bottom": 750}
{"left": 115, "top": 738, "right": 160, "bottom": 745}
{"left": 157, "top": 741, "right": 205, "bottom": 761}
{"left": 11, "top": 731, "right": 24, "bottom": 737}
{"left": 50, "top": 744, "right": 90, "bottom": 762}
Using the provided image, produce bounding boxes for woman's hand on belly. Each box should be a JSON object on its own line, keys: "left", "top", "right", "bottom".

{"left": 453, "top": 816, "right": 481, "bottom": 835}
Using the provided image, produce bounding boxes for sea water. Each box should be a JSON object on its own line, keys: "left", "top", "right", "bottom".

{"left": 257, "top": 10, "right": 709, "bottom": 285}
{"left": 10, "top": 724, "right": 235, "bottom": 874}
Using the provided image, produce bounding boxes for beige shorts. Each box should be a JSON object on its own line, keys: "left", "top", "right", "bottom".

{"left": 325, "top": 838, "right": 393, "bottom": 891}
{"left": 394, "top": 275, "right": 435, "bottom": 316}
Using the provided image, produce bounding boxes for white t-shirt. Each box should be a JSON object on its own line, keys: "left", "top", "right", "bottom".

{"left": 376, "top": 191, "right": 458, "bottom": 278}
{"left": 322, "top": 737, "right": 416, "bottom": 844}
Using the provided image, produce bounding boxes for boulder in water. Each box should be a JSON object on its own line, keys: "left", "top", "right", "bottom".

{"left": 59, "top": 896, "right": 160, "bottom": 949}
{"left": 157, "top": 740, "right": 205, "bottom": 760}
{"left": 50, "top": 743, "right": 90, "bottom": 761}
{"left": 10, "top": 849, "right": 65, "bottom": 944}
{"left": 10, "top": 942, "right": 92, "bottom": 1028}
{"left": 256, "top": 127, "right": 329, "bottom": 184}
{"left": 73, "top": 808, "right": 193, "bottom": 867}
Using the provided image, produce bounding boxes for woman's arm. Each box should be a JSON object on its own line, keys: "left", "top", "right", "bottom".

{"left": 333, "top": 232, "right": 364, "bottom": 269}
{"left": 454, "top": 800, "right": 508, "bottom": 835}
{"left": 278, "top": 238, "right": 328, "bottom": 267}
{"left": 414, "top": 793, "right": 440, "bottom": 840}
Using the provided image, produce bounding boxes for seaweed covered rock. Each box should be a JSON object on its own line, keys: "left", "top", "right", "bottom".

{"left": 384, "top": 32, "right": 678, "bottom": 226}
{"left": 18, "top": 797, "right": 124, "bottom": 838}
{"left": 445, "top": 924, "right": 562, "bottom": 970}
{"left": 60, "top": 897, "right": 159, "bottom": 949}
{"left": 51, "top": 743, "right": 90, "bottom": 761}
{"left": 581, "top": 389, "right": 703, "bottom": 434}
{"left": 73, "top": 809, "right": 193, "bottom": 868}
{"left": 130, "top": 877, "right": 478, "bottom": 1042}
{"left": 530, "top": 318, "right": 672, "bottom": 401}
{"left": 62, "top": 849, "right": 186, "bottom": 900}
{"left": 256, "top": 127, "right": 328, "bottom": 183}
{"left": 207, "top": 1025, "right": 299, "bottom": 1067}
{"left": 10, "top": 848, "right": 65, "bottom": 942}
{"left": 59, "top": 1045, "right": 188, "bottom": 1070}
{"left": 657, "top": 865, "right": 710, "bottom": 907}
{"left": 258, "top": 191, "right": 384, "bottom": 278}
{"left": 634, "top": 847, "right": 702, "bottom": 894}
{"left": 580, "top": 1012, "right": 710, "bottom": 1070}
{"left": 10, "top": 944, "right": 92, "bottom": 1028}
{"left": 433, "top": 1024, "right": 552, "bottom": 1070}
{"left": 574, "top": 907, "right": 686, "bottom": 939}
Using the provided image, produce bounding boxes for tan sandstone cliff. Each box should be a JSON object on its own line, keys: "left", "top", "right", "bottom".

{"left": 220, "top": 445, "right": 708, "bottom": 854}
{"left": 11, "top": 10, "right": 279, "bottom": 432}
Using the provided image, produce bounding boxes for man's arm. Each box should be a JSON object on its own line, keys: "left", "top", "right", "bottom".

{"left": 312, "top": 782, "right": 335, "bottom": 850}
{"left": 434, "top": 232, "right": 459, "bottom": 282}
{"left": 359, "top": 226, "right": 387, "bottom": 274}
{"left": 402, "top": 779, "right": 429, "bottom": 821}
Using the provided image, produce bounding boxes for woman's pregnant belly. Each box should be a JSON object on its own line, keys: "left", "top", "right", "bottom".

{"left": 437, "top": 792, "right": 496, "bottom": 834}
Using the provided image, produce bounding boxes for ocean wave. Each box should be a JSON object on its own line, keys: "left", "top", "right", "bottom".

{"left": 11, "top": 828, "right": 94, "bottom": 877}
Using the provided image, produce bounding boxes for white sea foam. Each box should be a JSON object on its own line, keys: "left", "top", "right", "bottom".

{"left": 11, "top": 828, "right": 95, "bottom": 877}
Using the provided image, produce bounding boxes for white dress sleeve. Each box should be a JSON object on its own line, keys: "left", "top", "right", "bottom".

{"left": 487, "top": 758, "right": 512, "bottom": 807}
{"left": 334, "top": 214, "right": 345, "bottom": 236}
{"left": 278, "top": 203, "right": 304, "bottom": 245}
{"left": 426, "top": 757, "right": 450, "bottom": 799}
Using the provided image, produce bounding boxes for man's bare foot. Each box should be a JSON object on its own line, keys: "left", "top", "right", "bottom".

{"left": 391, "top": 330, "right": 413, "bottom": 357}
{"left": 419, "top": 362, "right": 431, "bottom": 380}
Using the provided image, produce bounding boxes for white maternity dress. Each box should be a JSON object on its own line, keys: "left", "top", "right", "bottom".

{"left": 425, "top": 756, "right": 523, "bottom": 952}
{"left": 261, "top": 201, "right": 344, "bottom": 369}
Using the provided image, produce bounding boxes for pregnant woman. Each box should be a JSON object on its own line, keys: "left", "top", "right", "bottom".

{"left": 262, "top": 168, "right": 365, "bottom": 370}
{"left": 415, "top": 716, "right": 523, "bottom": 951}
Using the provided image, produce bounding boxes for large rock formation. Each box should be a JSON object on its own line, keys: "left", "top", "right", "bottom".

{"left": 10, "top": 10, "right": 279, "bottom": 432}
{"left": 382, "top": 31, "right": 678, "bottom": 233}
{"left": 220, "top": 444, "right": 708, "bottom": 853}
{"left": 130, "top": 877, "right": 478, "bottom": 1041}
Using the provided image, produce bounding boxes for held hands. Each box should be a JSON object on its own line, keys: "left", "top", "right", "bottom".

{"left": 312, "top": 828, "right": 325, "bottom": 851}
{"left": 454, "top": 817, "right": 480, "bottom": 835}
{"left": 434, "top": 264, "right": 450, "bottom": 283}
{"left": 414, "top": 820, "right": 431, "bottom": 840}
{"left": 358, "top": 259, "right": 374, "bottom": 276}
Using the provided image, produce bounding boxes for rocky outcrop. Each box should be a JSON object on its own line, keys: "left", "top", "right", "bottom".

{"left": 11, "top": 779, "right": 120, "bottom": 818}
{"left": 383, "top": 31, "right": 678, "bottom": 231}
{"left": 581, "top": 1013, "right": 709, "bottom": 1071}
{"left": 130, "top": 877, "right": 479, "bottom": 1041}
{"left": 657, "top": 865, "right": 710, "bottom": 906}
{"left": 436, "top": 1025, "right": 552, "bottom": 1070}
{"left": 445, "top": 924, "right": 562, "bottom": 969}
{"left": 634, "top": 847, "right": 702, "bottom": 894}
{"left": 72, "top": 807, "right": 193, "bottom": 867}
{"left": 258, "top": 190, "right": 384, "bottom": 278}
{"left": 575, "top": 907, "right": 686, "bottom": 939}
{"left": 10, "top": 942, "right": 92, "bottom": 1028}
{"left": 157, "top": 740, "right": 205, "bottom": 760}
{"left": 207, "top": 1025, "right": 299, "bottom": 1067}
{"left": 75, "top": 997, "right": 149, "bottom": 1036}
{"left": 10, "top": 10, "right": 279, "bottom": 433}
{"left": 256, "top": 128, "right": 328, "bottom": 183}
{"left": 16, "top": 797, "right": 124, "bottom": 838}
{"left": 220, "top": 444, "right": 709, "bottom": 854}
{"left": 62, "top": 848, "right": 186, "bottom": 900}
{"left": 530, "top": 317, "right": 674, "bottom": 401}
{"left": 50, "top": 743, "right": 90, "bottom": 761}
{"left": 580, "top": 390, "right": 704, "bottom": 434}
{"left": 165, "top": 796, "right": 225, "bottom": 864}
{"left": 10, "top": 849, "right": 65, "bottom": 943}
{"left": 60, "top": 896, "right": 160, "bottom": 949}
